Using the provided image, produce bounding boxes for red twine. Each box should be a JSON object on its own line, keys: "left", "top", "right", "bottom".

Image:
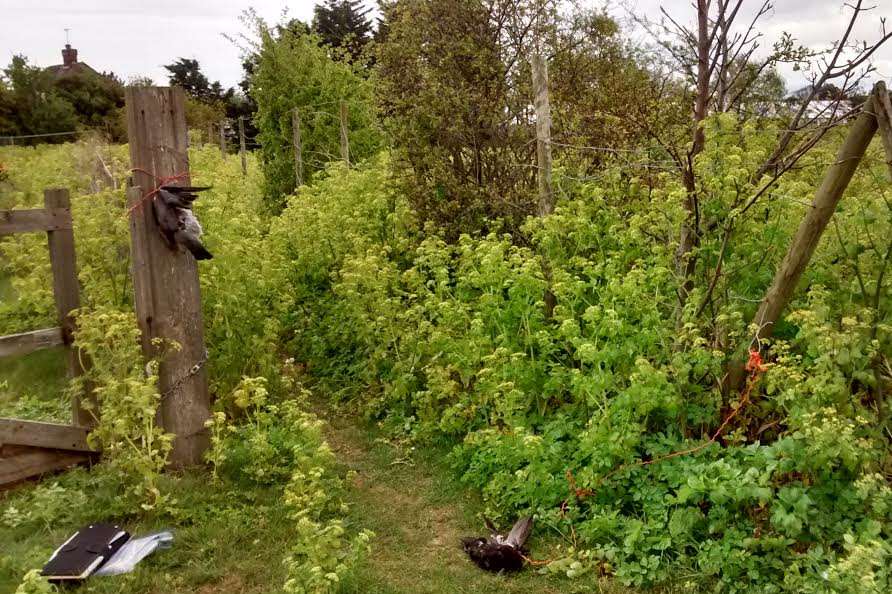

{"left": 565, "top": 348, "right": 769, "bottom": 504}
{"left": 126, "top": 168, "right": 190, "bottom": 216}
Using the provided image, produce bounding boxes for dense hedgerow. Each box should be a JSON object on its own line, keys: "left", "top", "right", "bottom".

{"left": 0, "top": 142, "right": 370, "bottom": 593}
{"left": 268, "top": 121, "right": 891, "bottom": 592}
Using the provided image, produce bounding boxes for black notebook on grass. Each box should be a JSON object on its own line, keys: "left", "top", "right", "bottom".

{"left": 41, "top": 523, "right": 130, "bottom": 581}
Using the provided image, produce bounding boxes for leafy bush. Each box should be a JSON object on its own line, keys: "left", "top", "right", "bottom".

{"left": 248, "top": 14, "right": 382, "bottom": 211}
{"left": 0, "top": 142, "right": 370, "bottom": 592}
{"left": 270, "top": 120, "right": 891, "bottom": 591}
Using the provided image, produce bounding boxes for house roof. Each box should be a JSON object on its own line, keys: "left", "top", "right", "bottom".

{"left": 45, "top": 61, "right": 100, "bottom": 79}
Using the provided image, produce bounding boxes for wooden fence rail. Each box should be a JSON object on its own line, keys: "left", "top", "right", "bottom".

{"left": 0, "top": 189, "right": 95, "bottom": 487}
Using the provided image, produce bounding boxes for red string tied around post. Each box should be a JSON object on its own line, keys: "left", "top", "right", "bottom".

{"left": 125, "top": 168, "right": 190, "bottom": 216}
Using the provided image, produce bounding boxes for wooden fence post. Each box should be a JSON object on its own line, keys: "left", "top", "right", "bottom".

{"left": 292, "top": 107, "right": 303, "bottom": 187}
{"left": 751, "top": 95, "right": 878, "bottom": 343}
{"left": 125, "top": 86, "right": 211, "bottom": 468}
{"left": 43, "top": 189, "right": 92, "bottom": 427}
{"left": 532, "top": 53, "right": 554, "bottom": 216}
{"left": 238, "top": 116, "right": 248, "bottom": 176}
{"left": 724, "top": 91, "right": 880, "bottom": 393}
{"left": 339, "top": 101, "right": 350, "bottom": 167}
{"left": 218, "top": 120, "right": 226, "bottom": 157}
{"left": 873, "top": 81, "right": 892, "bottom": 181}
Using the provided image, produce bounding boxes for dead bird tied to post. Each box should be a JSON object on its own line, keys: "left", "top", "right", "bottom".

{"left": 154, "top": 185, "right": 213, "bottom": 260}
{"left": 461, "top": 516, "right": 533, "bottom": 572}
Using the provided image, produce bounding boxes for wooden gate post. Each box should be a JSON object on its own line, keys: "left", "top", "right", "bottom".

{"left": 125, "top": 86, "right": 211, "bottom": 468}
{"left": 44, "top": 189, "right": 92, "bottom": 427}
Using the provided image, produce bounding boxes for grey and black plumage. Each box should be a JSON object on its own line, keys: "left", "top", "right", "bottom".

{"left": 154, "top": 185, "right": 213, "bottom": 260}
{"left": 461, "top": 516, "right": 533, "bottom": 572}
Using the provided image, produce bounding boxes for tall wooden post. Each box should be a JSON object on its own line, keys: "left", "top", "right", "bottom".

{"left": 725, "top": 91, "right": 880, "bottom": 394}
{"left": 751, "top": 96, "right": 878, "bottom": 343}
{"left": 44, "top": 189, "right": 91, "bottom": 427}
{"left": 339, "top": 100, "right": 350, "bottom": 167}
{"left": 238, "top": 116, "right": 247, "bottom": 176}
{"left": 218, "top": 120, "right": 226, "bottom": 157}
{"left": 292, "top": 107, "right": 303, "bottom": 187}
{"left": 531, "top": 53, "right": 557, "bottom": 317}
{"left": 125, "top": 87, "right": 211, "bottom": 467}
{"left": 873, "top": 81, "right": 892, "bottom": 181}
{"left": 532, "top": 53, "right": 554, "bottom": 216}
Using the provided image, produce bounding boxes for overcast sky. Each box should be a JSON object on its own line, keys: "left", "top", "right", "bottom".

{"left": 2, "top": 1, "right": 891, "bottom": 93}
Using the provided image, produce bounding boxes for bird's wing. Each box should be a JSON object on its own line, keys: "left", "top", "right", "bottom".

{"left": 505, "top": 516, "right": 533, "bottom": 549}
{"left": 159, "top": 185, "right": 212, "bottom": 193}
{"left": 160, "top": 186, "right": 211, "bottom": 203}
{"left": 157, "top": 188, "right": 191, "bottom": 209}
{"left": 152, "top": 197, "right": 179, "bottom": 248}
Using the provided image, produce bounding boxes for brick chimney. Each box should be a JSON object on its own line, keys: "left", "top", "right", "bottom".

{"left": 62, "top": 44, "right": 77, "bottom": 66}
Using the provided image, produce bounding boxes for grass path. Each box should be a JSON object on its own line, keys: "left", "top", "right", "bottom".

{"left": 317, "top": 404, "right": 632, "bottom": 594}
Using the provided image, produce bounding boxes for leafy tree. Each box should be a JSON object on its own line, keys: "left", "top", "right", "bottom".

{"left": 248, "top": 15, "right": 382, "bottom": 210}
{"left": 377, "top": 0, "right": 656, "bottom": 238}
{"left": 163, "top": 58, "right": 233, "bottom": 105}
{"left": 54, "top": 71, "right": 125, "bottom": 140}
{"left": 312, "top": 0, "right": 373, "bottom": 62}
{"left": 3, "top": 55, "right": 79, "bottom": 140}
{"left": 0, "top": 80, "right": 18, "bottom": 136}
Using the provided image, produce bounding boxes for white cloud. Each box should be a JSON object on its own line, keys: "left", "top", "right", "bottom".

{"left": 2, "top": 0, "right": 890, "bottom": 92}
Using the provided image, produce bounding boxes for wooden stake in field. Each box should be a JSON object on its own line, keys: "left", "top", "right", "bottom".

{"left": 726, "top": 84, "right": 887, "bottom": 392}
{"left": 750, "top": 95, "right": 879, "bottom": 344}
{"left": 531, "top": 53, "right": 553, "bottom": 216}
{"left": 339, "top": 100, "right": 350, "bottom": 167}
{"left": 292, "top": 107, "right": 303, "bottom": 187}
{"left": 218, "top": 119, "right": 226, "bottom": 157}
{"left": 238, "top": 116, "right": 248, "bottom": 176}
{"left": 125, "top": 86, "right": 211, "bottom": 468}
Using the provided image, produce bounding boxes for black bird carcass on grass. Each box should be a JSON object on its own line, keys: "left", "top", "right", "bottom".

{"left": 154, "top": 185, "right": 213, "bottom": 260}
{"left": 462, "top": 516, "right": 533, "bottom": 572}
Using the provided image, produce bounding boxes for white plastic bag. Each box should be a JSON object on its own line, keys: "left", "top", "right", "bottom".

{"left": 93, "top": 530, "right": 174, "bottom": 576}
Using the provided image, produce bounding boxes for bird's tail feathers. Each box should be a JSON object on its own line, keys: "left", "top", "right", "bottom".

{"left": 178, "top": 234, "right": 213, "bottom": 260}
{"left": 505, "top": 516, "right": 533, "bottom": 548}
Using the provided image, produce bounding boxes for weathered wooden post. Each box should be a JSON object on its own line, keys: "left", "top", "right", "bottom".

{"left": 44, "top": 189, "right": 92, "bottom": 427}
{"left": 238, "top": 116, "right": 248, "bottom": 176}
{"left": 531, "top": 53, "right": 557, "bottom": 317}
{"left": 292, "top": 107, "right": 303, "bottom": 187}
{"left": 873, "top": 81, "right": 892, "bottom": 181}
{"left": 725, "top": 88, "right": 882, "bottom": 393}
{"left": 751, "top": 95, "right": 878, "bottom": 344}
{"left": 218, "top": 119, "right": 226, "bottom": 157}
{"left": 531, "top": 53, "right": 554, "bottom": 216}
{"left": 125, "top": 86, "right": 211, "bottom": 467}
{"left": 339, "top": 100, "right": 350, "bottom": 167}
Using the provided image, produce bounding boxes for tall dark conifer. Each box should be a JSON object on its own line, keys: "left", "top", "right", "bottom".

{"left": 311, "top": 0, "right": 373, "bottom": 62}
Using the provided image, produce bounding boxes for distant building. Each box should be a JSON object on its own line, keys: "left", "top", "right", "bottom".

{"left": 45, "top": 44, "right": 100, "bottom": 78}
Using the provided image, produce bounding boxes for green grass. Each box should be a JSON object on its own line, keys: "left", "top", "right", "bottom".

{"left": 0, "top": 270, "right": 70, "bottom": 422}
{"left": 1, "top": 398, "right": 662, "bottom": 594}
{"left": 0, "top": 347, "right": 69, "bottom": 421}
{"left": 319, "top": 404, "right": 642, "bottom": 594}
{"left": 0, "top": 470, "right": 294, "bottom": 594}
